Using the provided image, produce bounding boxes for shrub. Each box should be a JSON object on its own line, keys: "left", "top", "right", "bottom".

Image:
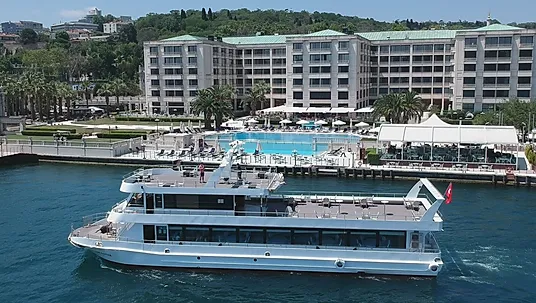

{"left": 366, "top": 152, "right": 381, "bottom": 165}
{"left": 96, "top": 133, "right": 147, "bottom": 140}
{"left": 21, "top": 130, "right": 82, "bottom": 140}
{"left": 525, "top": 145, "right": 536, "bottom": 165}
{"left": 109, "top": 130, "right": 150, "bottom": 134}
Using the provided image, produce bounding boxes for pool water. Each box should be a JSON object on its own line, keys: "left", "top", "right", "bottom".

{"left": 209, "top": 132, "right": 361, "bottom": 155}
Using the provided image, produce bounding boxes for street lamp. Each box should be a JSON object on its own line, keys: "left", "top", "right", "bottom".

{"left": 522, "top": 122, "right": 527, "bottom": 143}
{"left": 155, "top": 118, "right": 160, "bottom": 134}
{"left": 292, "top": 149, "right": 299, "bottom": 166}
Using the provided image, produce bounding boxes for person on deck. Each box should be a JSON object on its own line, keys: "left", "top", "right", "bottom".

{"left": 199, "top": 163, "right": 205, "bottom": 183}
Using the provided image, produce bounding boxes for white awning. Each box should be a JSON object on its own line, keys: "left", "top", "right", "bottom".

{"left": 306, "top": 107, "right": 331, "bottom": 113}
{"left": 378, "top": 124, "right": 518, "bottom": 145}
{"left": 330, "top": 108, "right": 355, "bottom": 113}
{"left": 356, "top": 107, "right": 374, "bottom": 113}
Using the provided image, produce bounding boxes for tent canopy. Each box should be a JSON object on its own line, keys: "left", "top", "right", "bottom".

{"left": 356, "top": 107, "right": 374, "bottom": 113}
{"left": 419, "top": 114, "right": 450, "bottom": 127}
{"left": 378, "top": 124, "right": 518, "bottom": 145}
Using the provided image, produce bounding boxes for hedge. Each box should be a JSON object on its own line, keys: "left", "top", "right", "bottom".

{"left": 26, "top": 127, "right": 77, "bottom": 133}
{"left": 115, "top": 117, "right": 205, "bottom": 123}
{"left": 366, "top": 152, "right": 381, "bottom": 165}
{"left": 109, "top": 129, "right": 151, "bottom": 134}
{"left": 97, "top": 133, "right": 147, "bottom": 140}
{"left": 21, "top": 130, "right": 82, "bottom": 140}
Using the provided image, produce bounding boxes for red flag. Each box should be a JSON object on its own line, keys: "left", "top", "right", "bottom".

{"left": 444, "top": 183, "right": 453, "bottom": 204}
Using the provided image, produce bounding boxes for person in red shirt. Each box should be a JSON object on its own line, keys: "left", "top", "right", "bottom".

{"left": 199, "top": 163, "right": 205, "bottom": 183}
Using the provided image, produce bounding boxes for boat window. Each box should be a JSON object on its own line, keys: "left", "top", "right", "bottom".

{"left": 155, "top": 194, "right": 163, "bottom": 208}
{"left": 169, "top": 225, "right": 183, "bottom": 241}
{"left": 156, "top": 226, "right": 168, "bottom": 241}
{"left": 266, "top": 229, "right": 291, "bottom": 245}
{"left": 379, "top": 231, "right": 406, "bottom": 249}
{"left": 211, "top": 227, "right": 236, "bottom": 243}
{"left": 183, "top": 227, "right": 210, "bottom": 242}
{"left": 238, "top": 228, "right": 265, "bottom": 243}
{"left": 128, "top": 193, "right": 144, "bottom": 207}
{"left": 293, "top": 230, "right": 320, "bottom": 246}
{"left": 321, "top": 230, "right": 346, "bottom": 246}
{"left": 348, "top": 231, "right": 377, "bottom": 248}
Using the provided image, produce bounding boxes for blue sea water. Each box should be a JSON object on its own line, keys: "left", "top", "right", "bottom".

{"left": 1, "top": 163, "right": 535, "bottom": 303}
{"left": 210, "top": 132, "right": 360, "bottom": 155}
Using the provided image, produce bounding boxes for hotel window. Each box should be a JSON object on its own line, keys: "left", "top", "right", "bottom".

{"left": 498, "top": 50, "right": 511, "bottom": 58}
{"left": 464, "top": 51, "right": 477, "bottom": 59}
{"left": 433, "top": 88, "right": 443, "bottom": 94}
{"left": 499, "top": 37, "right": 512, "bottom": 46}
{"left": 338, "top": 78, "right": 349, "bottom": 85}
{"left": 187, "top": 57, "right": 197, "bottom": 65}
{"left": 463, "top": 77, "right": 476, "bottom": 85}
{"left": 484, "top": 64, "right": 496, "bottom": 71}
{"left": 244, "top": 49, "right": 252, "bottom": 55}
{"left": 520, "top": 36, "right": 534, "bottom": 45}
{"left": 293, "top": 55, "right": 303, "bottom": 63}
{"left": 164, "top": 46, "right": 182, "bottom": 54}
{"left": 188, "top": 79, "right": 198, "bottom": 86}
{"left": 338, "top": 65, "right": 349, "bottom": 73}
{"left": 189, "top": 91, "right": 198, "bottom": 97}
{"left": 293, "top": 91, "right": 303, "bottom": 99}
{"left": 520, "top": 49, "right": 533, "bottom": 58}
{"left": 483, "top": 90, "right": 495, "bottom": 98}
{"left": 518, "top": 90, "right": 531, "bottom": 98}
{"left": 519, "top": 63, "right": 532, "bottom": 71}
{"left": 293, "top": 67, "right": 303, "bottom": 73}
{"left": 518, "top": 77, "right": 531, "bottom": 85}
{"left": 497, "top": 63, "right": 510, "bottom": 71}
{"left": 150, "top": 68, "right": 159, "bottom": 75}
{"left": 151, "top": 90, "right": 160, "bottom": 97}
{"left": 462, "top": 103, "right": 475, "bottom": 112}
{"left": 188, "top": 68, "right": 197, "bottom": 74}
{"left": 253, "top": 49, "right": 270, "bottom": 56}
{"left": 272, "top": 48, "right": 286, "bottom": 56}
{"left": 151, "top": 79, "right": 160, "bottom": 86}
{"left": 293, "top": 43, "right": 303, "bottom": 50}
{"left": 338, "top": 91, "right": 349, "bottom": 100}
{"left": 310, "top": 91, "right": 331, "bottom": 100}
{"left": 149, "top": 58, "right": 158, "bottom": 65}
{"left": 434, "top": 55, "right": 444, "bottom": 62}
{"left": 379, "top": 45, "right": 389, "bottom": 53}
{"left": 463, "top": 90, "right": 475, "bottom": 98}
{"left": 293, "top": 79, "right": 303, "bottom": 86}
{"left": 433, "top": 66, "right": 443, "bottom": 72}
{"left": 434, "top": 44, "right": 445, "bottom": 51}
{"left": 485, "top": 37, "right": 499, "bottom": 46}
{"left": 412, "top": 44, "right": 433, "bottom": 53}
{"left": 496, "top": 90, "right": 509, "bottom": 98}
{"left": 310, "top": 54, "right": 331, "bottom": 63}
{"left": 465, "top": 38, "right": 477, "bottom": 47}
{"left": 380, "top": 56, "right": 389, "bottom": 63}
{"left": 187, "top": 45, "right": 197, "bottom": 53}
{"left": 149, "top": 47, "right": 158, "bottom": 54}
{"left": 272, "top": 88, "right": 286, "bottom": 94}
{"left": 339, "top": 41, "right": 349, "bottom": 50}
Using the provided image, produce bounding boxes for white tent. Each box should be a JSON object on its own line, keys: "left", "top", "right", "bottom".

{"left": 280, "top": 119, "right": 292, "bottom": 124}
{"left": 332, "top": 120, "right": 346, "bottom": 126}
{"left": 246, "top": 118, "right": 258, "bottom": 124}
{"left": 296, "top": 120, "right": 310, "bottom": 125}
{"left": 419, "top": 114, "right": 450, "bottom": 127}
{"left": 377, "top": 124, "right": 518, "bottom": 145}
{"left": 315, "top": 120, "right": 328, "bottom": 126}
{"left": 356, "top": 122, "right": 370, "bottom": 128}
{"left": 330, "top": 108, "right": 355, "bottom": 114}
{"left": 261, "top": 105, "right": 289, "bottom": 113}
{"left": 307, "top": 107, "right": 330, "bottom": 113}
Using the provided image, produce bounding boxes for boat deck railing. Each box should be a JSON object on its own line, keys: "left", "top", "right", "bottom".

{"left": 110, "top": 208, "right": 424, "bottom": 222}
{"left": 73, "top": 232, "right": 440, "bottom": 254}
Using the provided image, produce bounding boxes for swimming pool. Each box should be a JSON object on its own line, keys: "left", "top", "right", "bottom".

{"left": 207, "top": 132, "right": 361, "bottom": 155}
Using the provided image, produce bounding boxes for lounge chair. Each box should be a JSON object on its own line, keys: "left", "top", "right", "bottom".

{"left": 156, "top": 149, "right": 165, "bottom": 156}
{"left": 167, "top": 150, "right": 176, "bottom": 157}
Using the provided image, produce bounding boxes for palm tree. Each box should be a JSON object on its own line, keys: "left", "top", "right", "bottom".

{"left": 79, "top": 80, "right": 92, "bottom": 108}
{"left": 191, "top": 85, "right": 235, "bottom": 130}
{"left": 191, "top": 89, "right": 214, "bottom": 129}
{"left": 21, "top": 71, "right": 46, "bottom": 121}
{"left": 373, "top": 91, "right": 424, "bottom": 124}
{"left": 244, "top": 81, "right": 271, "bottom": 114}
{"left": 110, "top": 78, "right": 127, "bottom": 107}
{"left": 96, "top": 82, "right": 114, "bottom": 115}
{"left": 57, "top": 83, "right": 75, "bottom": 120}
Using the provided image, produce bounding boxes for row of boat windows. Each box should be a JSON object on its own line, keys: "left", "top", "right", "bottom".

{"left": 143, "top": 225, "right": 407, "bottom": 249}
{"left": 129, "top": 194, "right": 235, "bottom": 210}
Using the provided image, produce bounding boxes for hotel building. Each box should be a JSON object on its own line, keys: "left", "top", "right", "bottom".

{"left": 143, "top": 22, "right": 536, "bottom": 115}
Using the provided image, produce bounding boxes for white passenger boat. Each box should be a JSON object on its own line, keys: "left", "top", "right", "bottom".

{"left": 69, "top": 141, "right": 446, "bottom": 276}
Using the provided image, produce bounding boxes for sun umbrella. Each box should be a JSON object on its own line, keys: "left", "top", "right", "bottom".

{"left": 280, "top": 119, "right": 292, "bottom": 124}
{"left": 296, "top": 120, "right": 310, "bottom": 125}
{"left": 332, "top": 120, "right": 346, "bottom": 126}
{"left": 356, "top": 122, "right": 370, "bottom": 128}
{"left": 315, "top": 120, "right": 328, "bottom": 126}
{"left": 246, "top": 118, "right": 258, "bottom": 124}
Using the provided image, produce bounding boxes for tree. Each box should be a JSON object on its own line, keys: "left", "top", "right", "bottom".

{"left": 96, "top": 82, "right": 114, "bottom": 114}
{"left": 20, "top": 29, "right": 38, "bottom": 45}
{"left": 208, "top": 8, "right": 213, "bottom": 21}
{"left": 110, "top": 78, "right": 128, "bottom": 106}
{"left": 118, "top": 24, "right": 138, "bottom": 43}
{"left": 373, "top": 91, "right": 424, "bottom": 124}
{"left": 191, "top": 85, "right": 234, "bottom": 130}
{"left": 180, "top": 9, "right": 187, "bottom": 19}
{"left": 79, "top": 80, "right": 92, "bottom": 108}
{"left": 227, "top": 10, "right": 232, "bottom": 20}
{"left": 201, "top": 8, "right": 207, "bottom": 21}
{"left": 244, "top": 81, "right": 271, "bottom": 114}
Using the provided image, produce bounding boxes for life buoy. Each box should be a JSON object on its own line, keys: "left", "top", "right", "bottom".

{"left": 265, "top": 251, "right": 271, "bottom": 257}
{"left": 506, "top": 167, "right": 513, "bottom": 174}
{"left": 428, "top": 263, "right": 439, "bottom": 272}
{"left": 357, "top": 161, "right": 363, "bottom": 167}
{"left": 335, "top": 259, "right": 345, "bottom": 268}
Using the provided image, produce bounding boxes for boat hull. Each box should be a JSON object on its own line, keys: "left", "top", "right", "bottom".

{"left": 70, "top": 237, "right": 443, "bottom": 277}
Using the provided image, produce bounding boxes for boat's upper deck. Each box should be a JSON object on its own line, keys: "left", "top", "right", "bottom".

{"left": 122, "top": 167, "right": 285, "bottom": 192}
